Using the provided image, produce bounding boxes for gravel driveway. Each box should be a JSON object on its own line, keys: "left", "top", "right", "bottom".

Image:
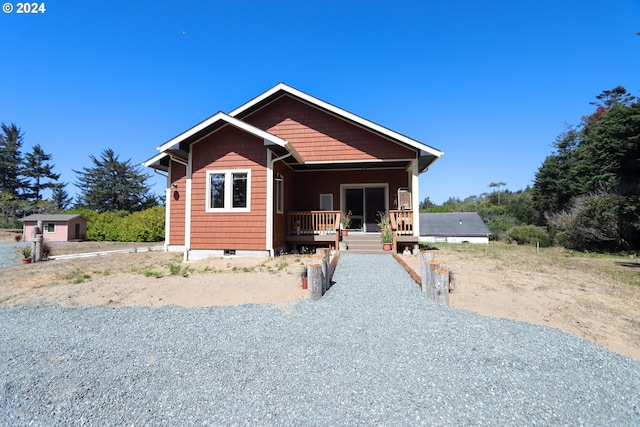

{"left": 1, "top": 253, "right": 639, "bottom": 426}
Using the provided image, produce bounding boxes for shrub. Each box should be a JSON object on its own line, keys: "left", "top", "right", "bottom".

{"left": 79, "top": 206, "right": 165, "bottom": 242}
{"left": 506, "top": 225, "right": 551, "bottom": 247}
{"left": 547, "top": 191, "right": 626, "bottom": 252}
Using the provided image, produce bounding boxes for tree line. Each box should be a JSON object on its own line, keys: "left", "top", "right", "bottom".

{"left": 0, "top": 124, "right": 161, "bottom": 239}
{"left": 422, "top": 86, "right": 639, "bottom": 253}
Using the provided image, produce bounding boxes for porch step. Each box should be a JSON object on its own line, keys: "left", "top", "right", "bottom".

{"left": 340, "top": 232, "right": 390, "bottom": 255}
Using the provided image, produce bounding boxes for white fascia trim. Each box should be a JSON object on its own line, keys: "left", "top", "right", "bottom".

{"left": 143, "top": 152, "right": 168, "bottom": 168}
{"left": 303, "top": 158, "right": 418, "bottom": 166}
{"left": 230, "top": 83, "right": 444, "bottom": 158}
{"left": 157, "top": 112, "right": 288, "bottom": 153}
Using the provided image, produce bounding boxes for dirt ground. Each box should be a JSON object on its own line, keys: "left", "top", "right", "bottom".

{"left": 1, "top": 231, "right": 639, "bottom": 361}
{"left": 399, "top": 244, "right": 640, "bottom": 362}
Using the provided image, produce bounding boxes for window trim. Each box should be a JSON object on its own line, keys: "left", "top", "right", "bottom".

{"left": 45, "top": 223, "right": 56, "bottom": 233}
{"left": 205, "top": 169, "right": 252, "bottom": 213}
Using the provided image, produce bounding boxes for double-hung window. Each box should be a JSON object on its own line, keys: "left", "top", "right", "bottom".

{"left": 206, "top": 169, "right": 251, "bottom": 212}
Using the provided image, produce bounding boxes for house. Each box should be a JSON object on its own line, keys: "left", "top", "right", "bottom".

{"left": 144, "top": 83, "right": 443, "bottom": 259}
{"left": 419, "top": 212, "right": 490, "bottom": 244}
{"left": 21, "top": 214, "right": 88, "bottom": 242}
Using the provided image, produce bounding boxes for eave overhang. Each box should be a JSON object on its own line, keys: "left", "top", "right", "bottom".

{"left": 155, "top": 111, "right": 304, "bottom": 165}
{"left": 143, "top": 152, "right": 170, "bottom": 172}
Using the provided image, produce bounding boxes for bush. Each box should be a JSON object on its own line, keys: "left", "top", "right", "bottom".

{"left": 506, "top": 225, "right": 551, "bottom": 247}
{"left": 80, "top": 206, "right": 165, "bottom": 242}
{"left": 118, "top": 206, "right": 165, "bottom": 242}
{"left": 547, "top": 191, "right": 625, "bottom": 252}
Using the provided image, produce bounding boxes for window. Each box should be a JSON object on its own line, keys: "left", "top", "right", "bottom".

{"left": 46, "top": 223, "right": 55, "bottom": 233}
{"left": 206, "top": 169, "right": 251, "bottom": 212}
{"left": 275, "top": 174, "right": 284, "bottom": 214}
{"left": 320, "top": 193, "right": 333, "bottom": 211}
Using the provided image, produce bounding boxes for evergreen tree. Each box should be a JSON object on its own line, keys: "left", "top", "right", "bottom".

{"left": 578, "top": 101, "right": 640, "bottom": 196}
{"left": 22, "top": 144, "right": 62, "bottom": 203}
{"left": 51, "top": 186, "right": 72, "bottom": 211}
{"left": 532, "top": 126, "right": 584, "bottom": 214}
{"left": 0, "top": 123, "right": 27, "bottom": 198}
{"left": 74, "top": 148, "right": 158, "bottom": 213}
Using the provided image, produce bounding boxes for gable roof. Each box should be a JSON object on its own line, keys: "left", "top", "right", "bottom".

{"left": 420, "top": 212, "right": 490, "bottom": 237}
{"left": 151, "top": 111, "right": 303, "bottom": 164}
{"left": 144, "top": 110, "right": 305, "bottom": 171}
{"left": 230, "top": 83, "right": 444, "bottom": 172}
{"left": 145, "top": 83, "right": 443, "bottom": 173}
{"left": 21, "top": 214, "right": 87, "bottom": 222}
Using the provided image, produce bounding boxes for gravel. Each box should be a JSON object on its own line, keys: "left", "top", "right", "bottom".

{"left": 2, "top": 253, "right": 639, "bottom": 426}
{"left": 0, "top": 242, "right": 28, "bottom": 269}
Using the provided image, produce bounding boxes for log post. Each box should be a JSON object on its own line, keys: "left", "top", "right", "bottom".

{"left": 31, "top": 220, "right": 43, "bottom": 263}
{"left": 307, "top": 262, "right": 324, "bottom": 300}
{"left": 420, "top": 252, "right": 434, "bottom": 297}
{"left": 312, "top": 253, "right": 328, "bottom": 294}
{"left": 320, "top": 247, "right": 331, "bottom": 290}
{"left": 425, "top": 259, "right": 440, "bottom": 300}
{"left": 434, "top": 269, "right": 450, "bottom": 306}
{"left": 421, "top": 251, "right": 435, "bottom": 261}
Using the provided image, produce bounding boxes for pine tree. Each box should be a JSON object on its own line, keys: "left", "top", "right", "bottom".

{"left": 0, "top": 123, "right": 27, "bottom": 198}
{"left": 22, "top": 144, "right": 62, "bottom": 203}
{"left": 74, "top": 148, "right": 158, "bottom": 213}
{"left": 51, "top": 186, "right": 73, "bottom": 211}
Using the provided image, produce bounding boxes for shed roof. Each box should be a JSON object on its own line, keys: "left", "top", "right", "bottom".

{"left": 419, "top": 212, "right": 490, "bottom": 237}
{"left": 21, "top": 214, "right": 87, "bottom": 222}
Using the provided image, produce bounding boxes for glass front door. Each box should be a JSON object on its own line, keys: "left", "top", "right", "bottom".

{"left": 343, "top": 186, "right": 386, "bottom": 232}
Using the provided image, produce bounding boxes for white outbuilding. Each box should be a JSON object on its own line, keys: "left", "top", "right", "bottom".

{"left": 419, "top": 212, "right": 490, "bottom": 244}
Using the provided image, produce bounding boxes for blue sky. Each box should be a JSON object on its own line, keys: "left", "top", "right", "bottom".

{"left": 2, "top": 0, "right": 639, "bottom": 205}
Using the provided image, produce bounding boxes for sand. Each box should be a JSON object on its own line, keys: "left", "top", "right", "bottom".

{"left": 1, "top": 235, "right": 638, "bottom": 361}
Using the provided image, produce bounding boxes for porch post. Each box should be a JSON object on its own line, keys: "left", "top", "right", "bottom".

{"left": 411, "top": 159, "right": 420, "bottom": 237}
{"left": 164, "top": 164, "right": 171, "bottom": 252}
{"left": 265, "top": 149, "right": 274, "bottom": 256}
{"left": 184, "top": 152, "right": 193, "bottom": 262}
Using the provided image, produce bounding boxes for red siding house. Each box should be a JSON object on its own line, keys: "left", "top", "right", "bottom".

{"left": 21, "top": 214, "right": 87, "bottom": 242}
{"left": 144, "top": 83, "right": 443, "bottom": 259}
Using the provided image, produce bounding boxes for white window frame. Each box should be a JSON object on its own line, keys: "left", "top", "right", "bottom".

{"left": 45, "top": 223, "right": 56, "bottom": 233}
{"left": 275, "top": 175, "right": 284, "bottom": 214}
{"left": 205, "top": 169, "right": 251, "bottom": 213}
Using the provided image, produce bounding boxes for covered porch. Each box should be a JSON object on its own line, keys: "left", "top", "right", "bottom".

{"left": 285, "top": 210, "right": 417, "bottom": 253}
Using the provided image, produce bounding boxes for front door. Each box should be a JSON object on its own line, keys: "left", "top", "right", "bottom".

{"left": 343, "top": 186, "right": 387, "bottom": 232}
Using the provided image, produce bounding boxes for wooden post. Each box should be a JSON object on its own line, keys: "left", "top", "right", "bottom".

{"left": 31, "top": 220, "right": 43, "bottom": 263}
{"left": 425, "top": 259, "right": 439, "bottom": 300}
{"left": 421, "top": 251, "right": 435, "bottom": 261}
{"left": 307, "top": 263, "right": 324, "bottom": 300}
{"left": 312, "top": 253, "right": 328, "bottom": 294}
{"left": 434, "top": 269, "right": 450, "bottom": 306}
{"left": 420, "top": 252, "right": 434, "bottom": 297}
{"left": 334, "top": 213, "right": 341, "bottom": 252}
{"left": 318, "top": 247, "right": 331, "bottom": 290}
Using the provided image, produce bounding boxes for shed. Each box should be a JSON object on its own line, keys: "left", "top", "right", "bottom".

{"left": 21, "top": 214, "right": 88, "bottom": 242}
{"left": 419, "top": 212, "right": 490, "bottom": 244}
